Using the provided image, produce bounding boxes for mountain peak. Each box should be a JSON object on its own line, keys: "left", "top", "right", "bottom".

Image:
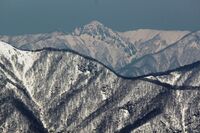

{"left": 86, "top": 20, "right": 104, "bottom": 27}
{"left": 73, "top": 20, "right": 109, "bottom": 36}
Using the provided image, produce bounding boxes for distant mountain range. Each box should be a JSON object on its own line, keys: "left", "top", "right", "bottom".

{"left": 0, "top": 41, "right": 200, "bottom": 132}
{"left": 0, "top": 21, "right": 199, "bottom": 78}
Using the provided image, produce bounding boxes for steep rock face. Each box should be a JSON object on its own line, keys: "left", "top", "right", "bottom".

{"left": 119, "top": 31, "right": 200, "bottom": 77}
{"left": 0, "top": 41, "right": 200, "bottom": 133}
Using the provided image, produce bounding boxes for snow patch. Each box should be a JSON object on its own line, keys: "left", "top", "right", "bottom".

{"left": 147, "top": 72, "right": 182, "bottom": 85}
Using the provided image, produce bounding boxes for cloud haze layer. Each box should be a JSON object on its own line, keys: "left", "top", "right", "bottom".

{"left": 0, "top": 0, "right": 200, "bottom": 35}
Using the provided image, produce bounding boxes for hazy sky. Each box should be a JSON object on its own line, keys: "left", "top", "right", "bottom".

{"left": 0, "top": 0, "right": 200, "bottom": 35}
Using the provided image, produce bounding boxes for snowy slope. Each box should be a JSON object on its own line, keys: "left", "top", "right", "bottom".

{"left": 61, "top": 21, "right": 137, "bottom": 69}
{"left": 0, "top": 41, "right": 38, "bottom": 82}
{"left": 119, "top": 31, "right": 200, "bottom": 77}
{"left": 120, "top": 29, "right": 189, "bottom": 44}
{"left": 0, "top": 21, "right": 136, "bottom": 69}
{"left": 119, "top": 29, "right": 190, "bottom": 58}
{"left": 0, "top": 41, "right": 200, "bottom": 132}
{"left": 1, "top": 21, "right": 200, "bottom": 78}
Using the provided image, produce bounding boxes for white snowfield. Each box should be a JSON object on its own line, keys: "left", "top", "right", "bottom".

{"left": 119, "top": 29, "right": 190, "bottom": 44}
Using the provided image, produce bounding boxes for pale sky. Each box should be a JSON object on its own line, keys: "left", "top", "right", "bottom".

{"left": 0, "top": 0, "right": 200, "bottom": 35}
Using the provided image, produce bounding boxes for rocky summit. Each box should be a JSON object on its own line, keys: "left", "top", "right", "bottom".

{"left": 0, "top": 41, "right": 200, "bottom": 133}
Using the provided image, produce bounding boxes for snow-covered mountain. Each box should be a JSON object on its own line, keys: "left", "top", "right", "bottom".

{"left": 119, "top": 31, "right": 200, "bottom": 77}
{"left": 119, "top": 29, "right": 189, "bottom": 57}
{"left": 0, "top": 21, "right": 137, "bottom": 69}
{"left": 1, "top": 21, "right": 199, "bottom": 78}
{"left": 0, "top": 41, "right": 200, "bottom": 132}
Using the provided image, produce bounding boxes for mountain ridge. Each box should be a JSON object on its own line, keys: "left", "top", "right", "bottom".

{"left": 0, "top": 41, "right": 200, "bottom": 132}
{"left": 0, "top": 21, "right": 194, "bottom": 76}
{"left": 119, "top": 30, "right": 200, "bottom": 77}
{"left": 2, "top": 40, "right": 200, "bottom": 81}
